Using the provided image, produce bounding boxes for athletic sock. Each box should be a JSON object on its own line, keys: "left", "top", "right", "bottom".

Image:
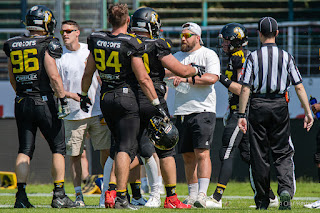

{"left": 142, "top": 156, "right": 159, "bottom": 195}
{"left": 212, "top": 183, "right": 226, "bottom": 201}
{"left": 268, "top": 188, "right": 276, "bottom": 200}
{"left": 116, "top": 189, "right": 127, "bottom": 200}
{"left": 102, "top": 157, "right": 114, "bottom": 193}
{"left": 17, "top": 183, "right": 26, "bottom": 194}
{"left": 54, "top": 180, "right": 65, "bottom": 193}
{"left": 165, "top": 184, "right": 176, "bottom": 197}
{"left": 188, "top": 183, "right": 198, "bottom": 199}
{"left": 74, "top": 186, "right": 82, "bottom": 195}
{"left": 130, "top": 182, "right": 142, "bottom": 200}
{"left": 198, "top": 178, "right": 210, "bottom": 195}
{"left": 109, "top": 182, "right": 117, "bottom": 191}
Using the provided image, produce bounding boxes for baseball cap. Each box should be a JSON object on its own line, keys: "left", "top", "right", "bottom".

{"left": 258, "top": 17, "right": 278, "bottom": 35}
{"left": 182, "top": 22, "right": 204, "bottom": 45}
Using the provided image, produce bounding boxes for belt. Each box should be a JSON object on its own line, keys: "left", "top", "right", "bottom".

{"left": 251, "top": 93, "right": 285, "bottom": 99}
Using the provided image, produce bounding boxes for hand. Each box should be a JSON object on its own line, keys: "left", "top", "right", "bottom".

{"left": 71, "top": 93, "right": 81, "bottom": 102}
{"left": 238, "top": 118, "right": 247, "bottom": 134}
{"left": 311, "top": 103, "right": 320, "bottom": 114}
{"left": 77, "top": 93, "right": 92, "bottom": 113}
{"left": 168, "top": 76, "right": 183, "bottom": 87}
{"left": 155, "top": 104, "right": 170, "bottom": 122}
{"left": 191, "top": 63, "right": 205, "bottom": 77}
{"left": 304, "top": 113, "right": 314, "bottom": 132}
{"left": 57, "top": 97, "right": 70, "bottom": 119}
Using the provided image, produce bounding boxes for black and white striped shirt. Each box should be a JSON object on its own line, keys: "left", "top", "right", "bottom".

{"left": 240, "top": 43, "right": 302, "bottom": 94}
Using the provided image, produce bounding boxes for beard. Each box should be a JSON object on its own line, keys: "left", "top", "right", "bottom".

{"left": 181, "top": 40, "right": 196, "bottom": 52}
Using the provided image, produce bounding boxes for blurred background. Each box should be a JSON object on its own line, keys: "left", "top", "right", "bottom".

{"left": 0, "top": 0, "right": 319, "bottom": 183}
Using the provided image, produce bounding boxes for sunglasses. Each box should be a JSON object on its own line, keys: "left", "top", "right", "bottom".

{"left": 60, "top": 29, "right": 77, "bottom": 35}
{"left": 180, "top": 33, "right": 196, "bottom": 39}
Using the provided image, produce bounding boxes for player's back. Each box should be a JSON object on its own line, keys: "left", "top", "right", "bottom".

{"left": 87, "top": 31, "right": 144, "bottom": 93}
{"left": 3, "top": 35, "right": 59, "bottom": 96}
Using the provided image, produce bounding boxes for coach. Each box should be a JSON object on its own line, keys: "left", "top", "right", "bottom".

{"left": 237, "top": 17, "right": 313, "bottom": 210}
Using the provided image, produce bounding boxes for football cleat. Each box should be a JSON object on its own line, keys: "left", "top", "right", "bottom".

{"left": 14, "top": 191, "right": 35, "bottom": 208}
{"left": 194, "top": 192, "right": 207, "bottom": 208}
{"left": 105, "top": 190, "right": 116, "bottom": 208}
{"left": 279, "top": 190, "right": 291, "bottom": 210}
{"left": 304, "top": 200, "right": 320, "bottom": 209}
{"left": 131, "top": 197, "right": 147, "bottom": 206}
{"left": 145, "top": 194, "right": 161, "bottom": 208}
{"left": 51, "top": 190, "right": 78, "bottom": 208}
{"left": 75, "top": 192, "right": 85, "bottom": 207}
{"left": 114, "top": 196, "right": 138, "bottom": 210}
{"left": 206, "top": 195, "right": 222, "bottom": 208}
{"left": 182, "top": 195, "right": 196, "bottom": 206}
{"left": 164, "top": 194, "right": 191, "bottom": 209}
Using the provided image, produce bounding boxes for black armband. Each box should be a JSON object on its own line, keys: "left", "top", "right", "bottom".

{"left": 48, "top": 40, "right": 63, "bottom": 59}
{"left": 236, "top": 112, "right": 246, "bottom": 118}
{"left": 192, "top": 76, "right": 196, "bottom": 85}
{"left": 219, "top": 74, "right": 232, "bottom": 88}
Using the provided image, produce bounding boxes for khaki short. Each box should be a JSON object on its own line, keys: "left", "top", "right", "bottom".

{"left": 64, "top": 116, "right": 111, "bottom": 156}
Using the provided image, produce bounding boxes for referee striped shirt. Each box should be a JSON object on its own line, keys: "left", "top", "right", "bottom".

{"left": 240, "top": 43, "right": 302, "bottom": 94}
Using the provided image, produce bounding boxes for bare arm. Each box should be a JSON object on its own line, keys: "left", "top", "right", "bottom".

{"left": 170, "top": 73, "right": 218, "bottom": 87}
{"left": 228, "top": 68, "right": 244, "bottom": 95}
{"left": 160, "top": 54, "right": 196, "bottom": 78}
{"left": 44, "top": 51, "right": 66, "bottom": 98}
{"left": 132, "top": 56, "right": 158, "bottom": 102}
{"left": 237, "top": 85, "right": 250, "bottom": 134}
{"left": 295, "top": 83, "right": 314, "bottom": 131}
{"left": 8, "top": 59, "right": 16, "bottom": 92}
{"left": 81, "top": 53, "right": 96, "bottom": 94}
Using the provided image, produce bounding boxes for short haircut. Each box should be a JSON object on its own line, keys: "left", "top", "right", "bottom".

{"left": 261, "top": 31, "right": 277, "bottom": 38}
{"left": 108, "top": 3, "right": 128, "bottom": 28}
{"left": 61, "top": 20, "right": 80, "bottom": 30}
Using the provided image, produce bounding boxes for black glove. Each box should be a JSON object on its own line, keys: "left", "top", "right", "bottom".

{"left": 155, "top": 104, "right": 170, "bottom": 122}
{"left": 77, "top": 93, "right": 92, "bottom": 113}
{"left": 191, "top": 63, "right": 205, "bottom": 77}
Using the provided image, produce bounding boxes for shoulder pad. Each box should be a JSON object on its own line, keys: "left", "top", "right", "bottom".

{"left": 48, "top": 39, "right": 62, "bottom": 59}
{"left": 156, "top": 38, "right": 172, "bottom": 50}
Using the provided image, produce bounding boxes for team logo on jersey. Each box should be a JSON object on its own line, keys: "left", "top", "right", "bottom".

{"left": 150, "top": 12, "right": 159, "bottom": 24}
{"left": 234, "top": 27, "right": 245, "bottom": 39}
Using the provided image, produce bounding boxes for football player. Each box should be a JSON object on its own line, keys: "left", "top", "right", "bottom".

{"left": 3, "top": 5, "right": 76, "bottom": 208}
{"left": 207, "top": 23, "right": 278, "bottom": 208}
{"left": 130, "top": 7, "right": 204, "bottom": 209}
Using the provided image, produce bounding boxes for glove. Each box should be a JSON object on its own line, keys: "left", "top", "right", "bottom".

{"left": 57, "top": 97, "right": 70, "bottom": 119}
{"left": 77, "top": 93, "right": 92, "bottom": 113}
{"left": 191, "top": 63, "right": 205, "bottom": 77}
{"left": 155, "top": 104, "right": 170, "bottom": 122}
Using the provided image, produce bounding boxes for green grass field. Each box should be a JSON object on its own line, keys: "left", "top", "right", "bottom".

{"left": 0, "top": 181, "right": 319, "bottom": 212}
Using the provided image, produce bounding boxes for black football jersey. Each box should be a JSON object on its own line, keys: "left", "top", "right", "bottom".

{"left": 87, "top": 31, "right": 144, "bottom": 92}
{"left": 224, "top": 49, "right": 250, "bottom": 111}
{"left": 138, "top": 37, "right": 172, "bottom": 83}
{"left": 3, "top": 34, "right": 60, "bottom": 95}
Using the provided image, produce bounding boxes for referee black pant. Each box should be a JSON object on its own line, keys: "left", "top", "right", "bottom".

{"left": 248, "top": 97, "right": 295, "bottom": 209}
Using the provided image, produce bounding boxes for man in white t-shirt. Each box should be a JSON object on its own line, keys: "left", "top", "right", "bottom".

{"left": 56, "top": 20, "right": 111, "bottom": 207}
{"left": 168, "top": 22, "right": 220, "bottom": 208}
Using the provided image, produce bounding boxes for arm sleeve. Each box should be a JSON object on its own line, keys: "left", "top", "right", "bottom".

{"left": 155, "top": 38, "right": 172, "bottom": 57}
{"left": 240, "top": 53, "right": 253, "bottom": 86}
{"left": 288, "top": 54, "right": 302, "bottom": 85}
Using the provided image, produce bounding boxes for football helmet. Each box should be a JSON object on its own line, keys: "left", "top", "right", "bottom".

{"left": 131, "top": 7, "right": 161, "bottom": 38}
{"left": 219, "top": 23, "right": 248, "bottom": 51}
{"left": 25, "top": 5, "right": 57, "bottom": 34}
{"left": 147, "top": 116, "right": 179, "bottom": 150}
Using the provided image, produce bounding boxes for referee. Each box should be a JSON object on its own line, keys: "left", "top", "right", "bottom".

{"left": 237, "top": 17, "right": 313, "bottom": 210}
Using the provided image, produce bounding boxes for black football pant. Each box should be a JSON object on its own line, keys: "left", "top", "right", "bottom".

{"left": 249, "top": 97, "right": 295, "bottom": 209}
